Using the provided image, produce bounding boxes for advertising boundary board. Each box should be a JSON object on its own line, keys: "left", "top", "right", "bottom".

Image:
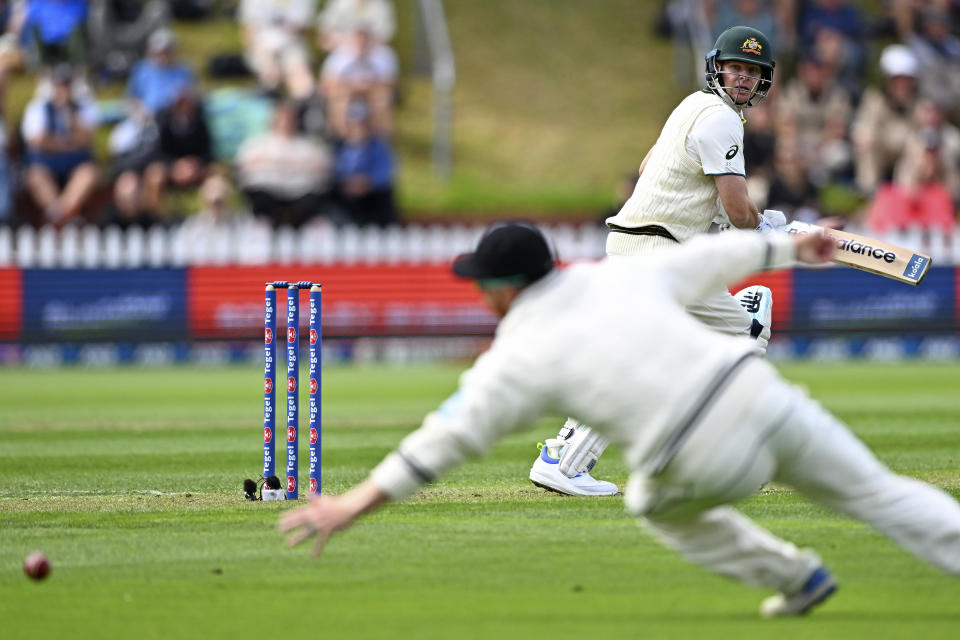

{"left": 790, "top": 266, "right": 956, "bottom": 333}
{"left": 20, "top": 268, "right": 188, "bottom": 342}
{"left": 0, "top": 268, "right": 22, "bottom": 341}
{"left": 188, "top": 264, "right": 493, "bottom": 339}
{"left": 0, "top": 265, "right": 956, "bottom": 344}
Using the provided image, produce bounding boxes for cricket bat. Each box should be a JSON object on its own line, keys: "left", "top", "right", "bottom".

{"left": 783, "top": 221, "right": 932, "bottom": 285}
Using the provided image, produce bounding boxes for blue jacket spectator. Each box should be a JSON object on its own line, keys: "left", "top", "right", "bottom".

{"left": 0, "top": 114, "right": 11, "bottom": 224}
{"left": 10, "top": 0, "right": 88, "bottom": 67}
{"left": 798, "top": 1, "right": 866, "bottom": 97}
{"left": 798, "top": 0, "right": 863, "bottom": 44}
{"left": 335, "top": 136, "right": 393, "bottom": 190}
{"left": 19, "top": 0, "right": 88, "bottom": 47}
{"left": 127, "top": 28, "right": 194, "bottom": 115}
{"left": 21, "top": 63, "right": 100, "bottom": 226}
{"left": 333, "top": 101, "right": 398, "bottom": 226}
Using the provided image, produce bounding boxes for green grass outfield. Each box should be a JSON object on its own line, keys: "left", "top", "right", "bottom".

{"left": 1, "top": 361, "right": 959, "bottom": 639}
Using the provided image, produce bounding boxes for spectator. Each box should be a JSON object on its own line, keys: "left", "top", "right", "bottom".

{"left": 0, "top": 114, "right": 10, "bottom": 225}
{"left": 813, "top": 112, "right": 856, "bottom": 188}
{"left": 235, "top": 100, "right": 337, "bottom": 227}
{"left": 239, "top": 0, "right": 316, "bottom": 99}
{"left": 709, "top": 0, "right": 781, "bottom": 44}
{"left": 890, "top": 0, "right": 960, "bottom": 40}
{"left": 106, "top": 27, "right": 194, "bottom": 222}
{"left": 142, "top": 88, "right": 213, "bottom": 216}
{"left": 808, "top": 23, "right": 864, "bottom": 99}
{"left": 170, "top": 0, "right": 216, "bottom": 21}
{"left": 797, "top": 0, "right": 864, "bottom": 54}
{"left": 766, "top": 142, "right": 821, "bottom": 223}
{"left": 97, "top": 170, "right": 159, "bottom": 229}
{"left": 899, "top": 97, "right": 960, "bottom": 194}
{"left": 106, "top": 101, "right": 160, "bottom": 207}
{"left": 776, "top": 54, "right": 852, "bottom": 162}
{"left": 21, "top": 62, "right": 99, "bottom": 227}
{"left": 0, "top": 1, "right": 11, "bottom": 32}
{"left": 795, "top": 0, "right": 867, "bottom": 96}
{"left": 179, "top": 174, "right": 257, "bottom": 262}
{"left": 906, "top": 6, "right": 960, "bottom": 123}
{"left": 0, "top": 0, "right": 88, "bottom": 73}
{"left": 866, "top": 97, "right": 959, "bottom": 234}
{"left": 742, "top": 98, "right": 776, "bottom": 196}
{"left": 320, "top": 22, "right": 398, "bottom": 137}
{"left": 87, "top": 0, "right": 170, "bottom": 78}
{"left": 775, "top": 52, "right": 854, "bottom": 189}
{"left": 127, "top": 28, "right": 195, "bottom": 116}
{"left": 867, "top": 143, "right": 956, "bottom": 235}
{"left": 333, "top": 100, "right": 397, "bottom": 226}
{"left": 851, "top": 44, "right": 920, "bottom": 195}
{"left": 0, "top": 71, "right": 10, "bottom": 225}
{"left": 183, "top": 174, "right": 251, "bottom": 232}
{"left": 318, "top": 0, "right": 395, "bottom": 51}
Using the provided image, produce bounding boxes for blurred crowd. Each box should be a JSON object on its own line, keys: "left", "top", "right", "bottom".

{"left": 0, "top": 0, "right": 399, "bottom": 232}
{"left": 3, "top": 1, "right": 956, "bottom": 240}
{"left": 651, "top": 0, "right": 960, "bottom": 236}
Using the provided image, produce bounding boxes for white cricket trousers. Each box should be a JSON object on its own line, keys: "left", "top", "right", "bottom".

{"left": 624, "top": 357, "right": 960, "bottom": 594}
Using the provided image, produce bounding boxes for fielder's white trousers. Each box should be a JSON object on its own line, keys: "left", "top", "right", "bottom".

{"left": 624, "top": 358, "right": 960, "bottom": 593}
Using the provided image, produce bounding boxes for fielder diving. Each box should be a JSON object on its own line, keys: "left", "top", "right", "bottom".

{"left": 530, "top": 25, "right": 788, "bottom": 496}
{"left": 279, "top": 223, "right": 960, "bottom": 618}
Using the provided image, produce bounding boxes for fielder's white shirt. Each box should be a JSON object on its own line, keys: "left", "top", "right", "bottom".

{"left": 606, "top": 90, "right": 745, "bottom": 244}
{"left": 370, "top": 232, "right": 796, "bottom": 500}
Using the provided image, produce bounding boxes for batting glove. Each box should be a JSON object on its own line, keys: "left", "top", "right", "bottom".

{"left": 756, "top": 209, "right": 787, "bottom": 232}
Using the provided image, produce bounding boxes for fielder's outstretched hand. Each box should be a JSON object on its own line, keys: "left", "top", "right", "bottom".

{"left": 277, "top": 479, "right": 389, "bottom": 557}
{"left": 793, "top": 232, "right": 835, "bottom": 266}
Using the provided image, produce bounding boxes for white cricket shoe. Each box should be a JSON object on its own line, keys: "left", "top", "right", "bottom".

{"left": 760, "top": 567, "right": 837, "bottom": 618}
{"left": 734, "top": 285, "right": 773, "bottom": 350}
{"left": 529, "top": 441, "right": 618, "bottom": 496}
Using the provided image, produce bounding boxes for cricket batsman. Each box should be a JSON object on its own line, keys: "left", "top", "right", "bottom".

{"left": 529, "top": 25, "right": 788, "bottom": 496}
{"left": 279, "top": 223, "right": 960, "bottom": 617}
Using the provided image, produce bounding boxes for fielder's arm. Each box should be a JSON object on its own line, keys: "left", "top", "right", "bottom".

{"left": 279, "top": 348, "right": 546, "bottom": 556}
{"left": 659, "top": 231, "right": 833, "bottom": 307}
{"left": 278, "top": 480, "right": 388, "bottom": 557}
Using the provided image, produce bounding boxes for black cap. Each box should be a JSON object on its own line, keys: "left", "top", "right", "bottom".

{"left": 452, "top": 223, "right": 554, "bottom": 285}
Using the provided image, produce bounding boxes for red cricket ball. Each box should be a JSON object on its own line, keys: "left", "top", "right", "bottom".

{"left": 23, "top": 552, "right": 51, "bottom": 580}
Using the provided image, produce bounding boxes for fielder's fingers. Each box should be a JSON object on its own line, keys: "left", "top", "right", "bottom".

{"left": 816, "top": 216, "right": 845, "bottom": 230}
{"left": 276, "top": 512, "right": 299, "bottom": 533}
{"left": 277, "top": 507, "right": 312, "bottom": 533}
{"left": 285, "top": 526, "right": 316, "bottom": 548}
{"left": 311, "top": 533, "right": 331, "bottom": 558}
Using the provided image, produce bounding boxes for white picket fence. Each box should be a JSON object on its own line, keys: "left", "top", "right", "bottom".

{"left": 0, "top": 222, "right": 956, "bottom": 268}
{"left": 0, "top": 222, "right": 609, "bottom": 268}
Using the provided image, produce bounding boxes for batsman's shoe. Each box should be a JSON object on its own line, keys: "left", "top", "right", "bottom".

{"left": 529, "top": 441, "right": 618, "bottom": 496}
{"left": 759, "top": 567, "right": 837, "bottom": 618}
{"left": 735, "top": 285, "right": 773, "bottom": 350}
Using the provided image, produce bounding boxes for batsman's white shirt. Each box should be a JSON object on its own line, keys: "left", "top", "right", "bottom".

{"left": 371, "top": 231, "right": 791, "bottom": 499}
{"left": 604, "top": 90, "right": 752, "bottom": 336}
{"left": 606, "top": 90, "right": 745, "bottom": 248}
